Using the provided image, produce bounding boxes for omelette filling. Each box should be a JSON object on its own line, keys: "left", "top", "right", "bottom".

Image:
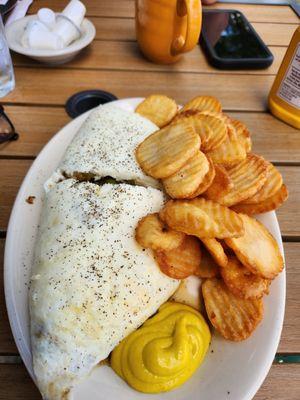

{"left": 111, "top": 302, "right": 210, "bottom": 393}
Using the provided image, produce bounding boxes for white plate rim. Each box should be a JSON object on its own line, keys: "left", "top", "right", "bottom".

{"left": 4, "top": 97, "right": 286, "bottom": 399}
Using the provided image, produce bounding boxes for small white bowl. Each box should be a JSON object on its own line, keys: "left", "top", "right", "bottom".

{"left": 5, "top": 14, "right": 96, "bottom": 65}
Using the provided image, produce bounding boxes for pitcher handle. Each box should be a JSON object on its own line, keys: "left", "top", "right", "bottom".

{"left": 171, "top": 0, "right": 202, "bottom": 55}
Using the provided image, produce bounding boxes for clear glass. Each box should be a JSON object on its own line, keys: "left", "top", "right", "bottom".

{"left": 0, "top": 15, "right": 15, "bottom": 98}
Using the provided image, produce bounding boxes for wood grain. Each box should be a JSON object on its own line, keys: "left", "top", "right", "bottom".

{"left": 29, "top": 0, "right": 136, "bottom": 19}
{"left": 91, "top": 17, "right": 135, "bottom": 41}
{"left": 89, "top": 19, "right": 296, "bottom": 47}
{"left": 0, "top": 363, "right": 299, "bottom": 399}
{"left": 253, "top": 22, "right": 296, "bottom": 47}
{"left": 17, "top": 16, "right": 296, "bottom": 47}
{"left": 12, "top": 42, "right": 286, "bottom": 77}
{"left": 0, "top": 240, "right": 17, "bottom": 354}
{"left": 1, "top": 107, "right": 299, "bottom": 164}
{"left": 6, "top": 67, "right": 274, "bottom": 111}
{"left": 276, "top": 167, "right": 300, "bottom": 239}
{"left": 29, "top": 0, "right": 299, "bottom": 24}
{"left": 0, "top": 238, "right": 298, "bottom": 354}
{"left": 0, "top": 106, "right": 70, "bottom": 157}
{"left": 278, "top": 243, "right": 300, "bottom": 353}
{"left": 0, "top": 159, "right": 32, "bottom": 233}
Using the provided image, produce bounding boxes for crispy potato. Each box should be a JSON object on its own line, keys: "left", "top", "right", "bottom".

{"left": 187, "top": 156, "right": 216, "bottom": 197}
{"left": 135, "top": 213, "right": 185, "bottom": 251}
{"left": 225, "top": 214, "right": 284, "bottom": 279}
{"left": 199, "top": 110, "right": 228, "bottom": 122}
{"left": 135, "top": 94, "right": 178, "bottom": 127}
{"left": 136, "top": 120, "right": 200, "bottom": 179}
{"left": 171, "top": 276, "right": 204, "bottom": 311}
{"left": 154, "top": 235, "right": 202, "bottom": 279}
{"left": 160, "top": 198, "right": 244, "bottom": 239}
{"left": 206, "top": 123, "right": 247, "bottom": 166}
{"left": 173, "top": 112, "right": 227, "bottom": 152}
{"left": 231, "top": 184, "right": 288, "bottom": 215}
{"left": 163, "top": 151, "right": 209, "bottom": 199}
{"left": 196, "top": 114, "right": 228, "bottom": 152}
{"left": 213, "top": 154, "right": 268, "bottom": 207}
{"left": 194, "top": 246, "right": 220, "bottom": 278}
{"left": 240, "top": 162, "right": 283, "bottom": 204}
{"left": 202, "top": 278, "right": 264, "bottom": 341}
{"left": 204, "top": 164, "right": 233, "bottom": 201}
{"left": 200, "top": 238, "right": 228, "bottom": 268}
{"left": 181, "top": 95, "right": 222, "bottom": 114}
{"left": 230, "top": 118, "right": 252, "bottom": 153}
{"left": 172, "top": 109, "right": 200, "bottom": 122}
{"left": 220, "top": 255, "right": 270, "bottom": 299}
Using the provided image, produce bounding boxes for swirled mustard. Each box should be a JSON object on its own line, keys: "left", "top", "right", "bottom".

{"left": 111, "top": 302, "right": 211, "bottom": 393}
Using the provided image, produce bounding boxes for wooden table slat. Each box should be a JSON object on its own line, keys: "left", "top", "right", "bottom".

{"left": 1, "top": 107, "right": 299, "bottom": 164}
{"left": 29, "top": 1, "right": 300, "bottom": 24}
{"left": 6, "top": 67, "right": 275, "bottom": 111}
{"left": 89, "top": 18, "right": 296, "bottom": 47}
{"left": 12, "top": 42, "right": 286, "bottom": 76}
{"left": 0, "top": 238, "right": 299, "bottom": 354}
{"left": 0, "top": 362, "right": 299, "bottom": 399}
{"left": 15, "top": 16, "right": 296, "bottom": 47}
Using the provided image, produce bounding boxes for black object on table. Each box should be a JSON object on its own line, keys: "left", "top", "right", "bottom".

{"left": 65, "top": 90, "right": 118, "bottom": 118}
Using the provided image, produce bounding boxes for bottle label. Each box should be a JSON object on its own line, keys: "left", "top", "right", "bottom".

{"left": 277, "top": 43, "right": 300, "bottom": 110}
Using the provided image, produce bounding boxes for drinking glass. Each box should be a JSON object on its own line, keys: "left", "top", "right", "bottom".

{"left": 0, "top": 14, "right": 15, "bottom": 97}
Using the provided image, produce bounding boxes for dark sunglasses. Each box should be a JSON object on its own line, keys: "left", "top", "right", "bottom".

{"left": 0, "top": 105, "right": 19, "bottom": 143}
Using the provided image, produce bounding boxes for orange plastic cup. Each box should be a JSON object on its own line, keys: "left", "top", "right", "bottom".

{"left": 135, "top": 0, "right": 202, "bottom": 64}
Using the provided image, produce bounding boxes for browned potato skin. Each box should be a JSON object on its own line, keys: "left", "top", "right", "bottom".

{"left": 202, "top": 278, "right": 264, "bottom": 341}
{"left": 220, "top": 255, "right": 270, "bottom": 299}
{"left": 154, "top": 236, "right": 202, "bottom": 279}
{"left": 135, "top": 213, "right": 185, "bottom": 251}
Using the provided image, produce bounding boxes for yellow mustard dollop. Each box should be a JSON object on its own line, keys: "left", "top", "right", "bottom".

{"left": 111, "top": 302, "right": 211, "bottom": 393}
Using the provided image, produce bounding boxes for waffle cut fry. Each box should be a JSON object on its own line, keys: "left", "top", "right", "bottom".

{"left": 225, "top": 214, "right": 284, "bottom": 279}
{"left": 196, "top": 114, "right": 228, "bottom": 152}
{"left": 230, "top": 118, "right": 252, "bottom": 153}
{"left": 181, "top": 95, "right": 222, "bottom": 114}
{"left": 160, "top": 198, "right": 244, "bottom": 239}
{"left": 211, "top": 154, "right": 268, "bottom": 207}
{"left": 239, "top": 162, "right": 283, "bottom": 204}
{"left": 185, "top": 157, "right": 216, "bottom": 198}
{"left": 204, "top": 165, "right": 233, "bottom": 202}
{"left": 135, "top": 213, "right": 185, "bottom": 251}
{"left": 206, "top": 123, "right": 247, "bottom": 166}
{"left": 220, "top": 255, "right": 270, "bottom": 299}
{"left": 194, "top": 246, "right": 220, "bottom": 278}
{"left": 202, "top": 278, "right": 264, "bottom": 341}
{"left": 231, "top": 184, "right": 288, "bottom": 215}
{"left": 200, "top": 238, "right": 228, "bottom": 268}
{"left": 172, "top": 112, "right": 225, "bottom": 152}
{"left": 154, "top": 235, "right": 202, "bottom": 279}
{"left": 163, "top": 151, "right": 209, "bottom": 199}
{"left": 136, "top": 119, "right": 200, "bottom": 179}
{"left": 135, "top": 94, "right": 178, "bottom": 127}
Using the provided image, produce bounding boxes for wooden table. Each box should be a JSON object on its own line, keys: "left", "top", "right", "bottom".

{"left": 0, "top": 1, "right": 299, "bottom": 398}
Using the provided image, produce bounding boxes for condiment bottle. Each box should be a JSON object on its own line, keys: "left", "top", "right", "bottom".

{"left": 268, "top": 26, "right": 300, "bottom": 129}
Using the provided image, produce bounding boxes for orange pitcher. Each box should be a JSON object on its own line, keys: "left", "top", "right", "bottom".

{"left": 135, "top": 0, "right": 202, "bottom": 64}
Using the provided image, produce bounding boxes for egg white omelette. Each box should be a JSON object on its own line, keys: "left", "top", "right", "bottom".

{"left": 51, "top": 104, "right": 159, "bottom": 189}
{"left": 30, "top": 180, "right": 179, "bottom": 399}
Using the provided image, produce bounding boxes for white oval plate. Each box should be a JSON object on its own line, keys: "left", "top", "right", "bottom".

{"left": 4, "top": 98, "right": 285, "bottom": 400}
